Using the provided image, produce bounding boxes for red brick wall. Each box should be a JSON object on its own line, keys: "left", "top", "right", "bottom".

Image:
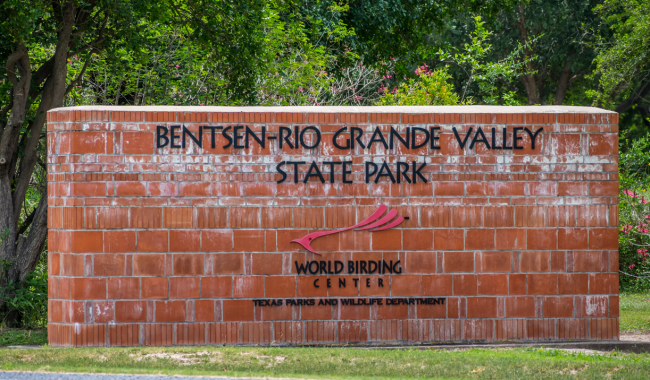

{"left": 46, "top": 106, "right": 620, "bottom": 347}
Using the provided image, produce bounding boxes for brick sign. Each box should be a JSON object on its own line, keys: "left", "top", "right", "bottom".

{"left": 46, "top": 106, "right": 620, "bottom": 347}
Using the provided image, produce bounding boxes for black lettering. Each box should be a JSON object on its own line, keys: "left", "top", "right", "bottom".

{"left": 378, "top": 278, "right": 384, "bottom": 287}
{"left": 502, "top": 127, "right": 513, "bottom": 150}
{"left": 320, "top": 261, "right": 327, "bottom": 274}
{"left": 183, "top": 126, "right": 202, "bottom": 148}
{"left": 308, "top": 261, "right": 319, "bottom": 275}
{"left": 366, "top": 278, "right": 370, "bottom": 287}
{"left": 360, "top": 261, "right": 368, "bottom": 274}
{"left": 397, "top": 162, "right": 411, "bottom": 183}
{"left": 365, "top": 162, "right": 378, "bottom": 183}
{"left": 469, "top": 127, "right": 490, "bottom": 150}
{"left": 375, "top": 162, "right": 396, "bottom": 184}
{"left": 368, "top": 261, "right": 378, "bottom": 274}
{"left": 324, "top": 161, "right": 342, "bottom": 183}
{"left": 491, "top": 128, "right": 502, "bottom": 149}
{"left": 389, "top": 127, "right": 409, "bottom": 149}
{"left": 276, "top": 162, "right": 287, "bottom": 183}
{"left": 300, "top": 126, "right": 320, "bottom": 149}
{"left": 313, "top": 278, "right": 320, "bottom": 288}
{"left": 430, "top": 127, "right": 441, "bottom": 149}
{"left": 342, "top": 161, "right": 353, "bottom": 183}
{"left": 288, "top": 161, "right": 306, "bottom": 183}
{"left": 412, "top": 161, "right": 428, "bottom": 183}
{"left": 513, "top": 127, "right": 524, "bottom": 149}
{"left": 350, "top": 127, "right": 365, "bottom": 149}
{"left": 335, "top": 261, "right": 344, "bottom": 274}
{"left": 294, "top": 261, "right": 308, "bottom": 274}
{"left": 156, "top": 126, "right": 169, "bottom": 148}
{"left": 233, "top": 126, "right": 245, "bottom": 149}
{"left": 279, "top": 127, "right": 294, "bottom": 149}
{"left": 304, "top": 161, "right": 325, "bottom": 183}
{"left": 294, "top": 126, "right": 300, "bottom": 149}
{"left": 170, "top": 126, "right": 182, "bottom": 148}
{"left": 393, "top": 260, "right": 402, "bottom": 274}
{"left": 333, "top": 127, "right": 350, "bottom": 149}
{"left": 203, "top": 126, "right": 222, "bottom": 148}
{"left": 221, "top": 126, "right": 233, "bottom": 148}
{"left": 524, "top": 127, "right": 543, "bottom": 149}
{"left": 411, "top": 127, "right": 430, "bottom": 148}
{"left": 339, "top": 278, "right": 346, "bottom": 288}
{"left": 383, "top": 260, "right": 393, "bottom": 274}
{"left": 245, "top": 126, "right": 265, "bottom": 149}
{"left": 348, "top": 261, "right": 355, "bottom": 274}
{"left": 327, "top": 278, "right": 331, "bottom": 288}
{"left": 353, "top": 278, "right": 359, "bottom": 287}
{"left": 368, "top": 127, "right": 388, "bottom": 149}
{"left": 452, "top": 127, "right": 473, "bottom": 149}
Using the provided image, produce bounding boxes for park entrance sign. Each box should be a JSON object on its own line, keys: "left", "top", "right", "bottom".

{"left": 46, "top": 106, "right": 619, "bottom": 347}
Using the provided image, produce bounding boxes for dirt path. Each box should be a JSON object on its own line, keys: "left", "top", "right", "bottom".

{"left": 620, "top": 333, "right": 650, "bottom": 342}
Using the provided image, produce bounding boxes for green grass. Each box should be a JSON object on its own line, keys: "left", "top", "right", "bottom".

{"left": 0, "top": 328, "right": 47, "bottom": 346}
{"left": 620, "top": 292, "right": 650, "bottom": 333}
{"left": 0, "top": 345, "right": 649, "bottom": 379}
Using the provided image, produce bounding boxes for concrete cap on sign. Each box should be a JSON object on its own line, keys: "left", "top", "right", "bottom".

{"left": 49, "top": 105, "right": 616, "bottom": 114}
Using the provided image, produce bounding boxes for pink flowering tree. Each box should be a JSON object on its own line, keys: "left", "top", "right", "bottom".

{"left": 619, "top": 137, "right": 650, "bottom": 291}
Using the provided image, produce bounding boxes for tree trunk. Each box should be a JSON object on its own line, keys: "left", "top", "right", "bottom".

{"left": 514, "top": 3, "right": 542, "bottom": 105}
{"left": 553, "top": 59, "right": 573, "bottom": 105}
{"left": 0, "top": 1, "right": 76, "bottom": 325}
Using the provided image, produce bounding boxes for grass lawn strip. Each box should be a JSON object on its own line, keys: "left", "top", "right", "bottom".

{"left": 620, "top": 293, "right": 650, "bottom": 333}
{"left": 0, "top": 329, "right": 47, "bottom": 347}
{"left": 1, "top": 346, "right": 650, "bottom": 379}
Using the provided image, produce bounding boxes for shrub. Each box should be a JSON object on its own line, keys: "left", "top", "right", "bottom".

{"left": 618, "top": 137, "right": 650, "bottom": 292}
{"left": 0, "top": 254, "right": 48, "bottom": 329}
{"left": 377, "top": 65, "right": 460, "bottom": 106}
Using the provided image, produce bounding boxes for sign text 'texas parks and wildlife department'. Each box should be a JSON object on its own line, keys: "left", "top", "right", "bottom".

{"left": 156, "top": 125, "right": 542, "bottom": 184}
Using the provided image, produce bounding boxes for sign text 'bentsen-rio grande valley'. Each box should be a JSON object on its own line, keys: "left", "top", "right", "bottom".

{"left": 156, "top": 125, "right": 543, "bottom": 184}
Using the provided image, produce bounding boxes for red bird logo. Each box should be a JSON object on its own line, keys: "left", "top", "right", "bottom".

{"left": 291, "top": 205, "right": 405, "bottom": 255}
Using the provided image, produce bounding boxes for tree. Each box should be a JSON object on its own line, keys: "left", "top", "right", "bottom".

{"left": 589, "top": 0, "right": 650, "bottom": 134}
{"left": 0, "top": 0, "right": 276, "bottom": 325}
{"left": 486, "top": 0, "right": 603, "bottom": 105}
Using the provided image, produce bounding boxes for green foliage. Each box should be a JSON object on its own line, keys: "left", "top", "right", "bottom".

{"left": 618, "top": 137, "right": 650, "bottom": 291}
{"left": 0, "top": 328, "right": 47, "bottom": 347}
{"left": 0, "top": 255, "right": 47, "bottom": 329}
{"left": 380, "top": 16, "right": 528, "bottom": 106}
{"left": 590, "top": 0, "right": 650, "bottom": 108}
{"left": 377, "top": 65, "right": 459, "bottom": 105}
{"left": 433, "top": 16, "right": 530, "bottom": 105}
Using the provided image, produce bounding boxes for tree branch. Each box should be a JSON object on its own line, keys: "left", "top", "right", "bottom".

{"left": 14, "top": 190, "right": 48, "bottom": 281}
{"left": 3, "top": 47, "right": 27, "bottom": 86}
{"left": 65, "top": 51, "right": 92, "bottom": 95}
{"left": 12, "top": 1, "right": 76, "bottom": 221}
{"left": 553, "top": 58, "right": 573, "bottom": 105}
{"left": 615, "top": 80, "right": 650, "bottom": 114}
{"left": 16, "top": 208, "right": 36, "bottom": 237}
